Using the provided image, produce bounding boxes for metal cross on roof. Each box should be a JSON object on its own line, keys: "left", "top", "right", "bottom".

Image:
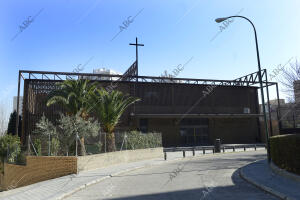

{"left": 129, "top": 37, "right": 144, "bottom": 76}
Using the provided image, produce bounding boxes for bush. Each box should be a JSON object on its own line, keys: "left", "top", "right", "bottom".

{"left": 270, "top": 134, "right": 300, "bottom": 175}
{"left": 115, "top": 131, "right": 162, "bottom": 150}
{"left": 85, "top": 142, "right": 102, "bottom": 154}
{"left": 33, "top": 138, "right": 42, "bottom": 156}
{"left": 51, "top": 138, "right": 60, "bottom": 156}
{"left": 0, "top": 134, "right": 21, "bottom": 163}
{"left": 15, "top": 151, "right": 26, "bottom": 165}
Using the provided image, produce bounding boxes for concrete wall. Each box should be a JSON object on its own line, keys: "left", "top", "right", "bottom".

{"left": 77, "top": 147, "right": 163, "bottom": 172}
{"left": 0, "top": 156, "right": 77, "bottom": 191}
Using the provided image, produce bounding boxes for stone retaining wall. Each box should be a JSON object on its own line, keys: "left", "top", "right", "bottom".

{"left": 78, "top": 148, "right": 163, "bottom": 172}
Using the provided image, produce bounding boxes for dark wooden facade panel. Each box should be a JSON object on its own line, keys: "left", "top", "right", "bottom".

{"left": 22, "top": 79, "right": 260, "bottom": 147}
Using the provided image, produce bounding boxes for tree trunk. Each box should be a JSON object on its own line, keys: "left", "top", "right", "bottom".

{"left": 79, "top": 137, "right": 86, "bottom": 156}
{"left": 107, "top": 132, "right": 116, "bottom": 152}
{"left": 101, "top": 132, "right": 107, "bottom": 153}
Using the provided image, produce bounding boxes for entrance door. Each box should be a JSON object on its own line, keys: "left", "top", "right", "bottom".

{"left": 179, "top": 118, "right": 209, "bottom": 146}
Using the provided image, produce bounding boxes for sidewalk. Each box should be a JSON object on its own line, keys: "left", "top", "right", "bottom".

{"left": 0, "top": 151, "right": 193, "bottom": 200}
{"left": 240, "top": 159, "right": 300, "bottom": 200}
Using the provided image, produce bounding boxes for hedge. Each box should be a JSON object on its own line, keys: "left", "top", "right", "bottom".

{"left": 115, "top": 131, "right": 162, "bottom": 150}
{"left": 270, "top": 134, "right": 300, "bottom": 175}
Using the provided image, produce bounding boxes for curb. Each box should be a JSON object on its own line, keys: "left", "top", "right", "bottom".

{"left": 55, "top": 165, "right": 146, "bottom": 200}
{"left": 239, "top": 162, "right": 296, "bottom": 200}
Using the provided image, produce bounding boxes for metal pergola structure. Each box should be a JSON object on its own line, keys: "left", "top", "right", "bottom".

{"left": 15, "top": 68, "right": 281, "bottom": 138}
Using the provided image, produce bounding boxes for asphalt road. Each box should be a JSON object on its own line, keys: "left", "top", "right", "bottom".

{"left": 65, "top": 151, "right": 279, "bottom": 200}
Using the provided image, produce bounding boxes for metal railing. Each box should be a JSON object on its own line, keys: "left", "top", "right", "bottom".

{"left": 163, "top": 143, "right": 266, "bottom": 160}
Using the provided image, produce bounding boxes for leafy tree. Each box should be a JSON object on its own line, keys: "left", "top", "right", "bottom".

{"left": 33, "top": 115, "right": 57, "bottom": 137}
{"left": 92, "top": 89, "right": 140, "bottom": 152}
{"left": 7, "top": 111, "right": 22, "bottom": 137}
{"left": 33, "top": 114, "right": 100, "bottom": 156}
{"left": 58, "top": 113, "right": 100, "bottom": 155}
{"left": 33, "top": 115, "right": 57, "bottom": 155}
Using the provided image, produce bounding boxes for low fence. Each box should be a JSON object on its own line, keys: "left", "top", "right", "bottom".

{"left": 163, "top": 144, "right": 266, "bottom": 160}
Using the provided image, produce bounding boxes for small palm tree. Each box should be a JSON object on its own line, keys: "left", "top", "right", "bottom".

{"left": 47, "top": 79, "right": 96, "bottom": 118}
{"left": 92, "top": 89, "right": 140, "bottom": 152}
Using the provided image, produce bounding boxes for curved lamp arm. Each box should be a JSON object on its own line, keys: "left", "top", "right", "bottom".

{"left": 215, "top": 15, "right": 270, "bottom": 162}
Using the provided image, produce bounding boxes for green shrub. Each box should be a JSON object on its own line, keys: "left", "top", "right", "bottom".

{"left": 33, "top": 138, "right": 42, "bottom": 156}
{"left": 270, "top": 134, "right": 300, "bottom": 175}
{"left": 0, "top": 134, "right": 21, "bottom": 163}
{"left": 51, "top": 138, "right": 60, "bottom": 156}
{"left": 116, "top": 131, "right": 162, "bottom": 150}
{"left": 85, "top": 142, "right": 102, "bottom": 154}
{"left": 15, "top": 151, "right": 26, "bottom": 165}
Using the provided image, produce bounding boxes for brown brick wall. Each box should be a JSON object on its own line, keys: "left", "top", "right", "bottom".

{"left": 0, "top": 156, "right": 77, "bottom": 191}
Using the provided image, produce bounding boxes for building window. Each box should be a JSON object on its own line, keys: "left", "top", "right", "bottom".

{"left": 139, "top": 118, "right": 148, "bottom": 133}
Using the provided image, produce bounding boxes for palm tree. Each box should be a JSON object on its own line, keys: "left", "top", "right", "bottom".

{"left": 47, "top": 79, "right": 97, "bottom": 155}
{"left": 92, "top": 89, "right": 140, "bottom": 152}
{"left": 47, "top": 79, "right": 97, "bottom": 118}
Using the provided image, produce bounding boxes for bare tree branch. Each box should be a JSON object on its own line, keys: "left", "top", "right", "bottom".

{"left": 278, "top": 58, "right": 299, "bottom": 102}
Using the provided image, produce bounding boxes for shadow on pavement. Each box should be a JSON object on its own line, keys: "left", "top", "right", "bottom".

{"left": 102, "top": 165, "right": 278, "bottom": 200}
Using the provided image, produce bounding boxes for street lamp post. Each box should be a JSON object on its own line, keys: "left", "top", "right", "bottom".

{"left": 215, "top": 16, "right": 271, "bottom": 162}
